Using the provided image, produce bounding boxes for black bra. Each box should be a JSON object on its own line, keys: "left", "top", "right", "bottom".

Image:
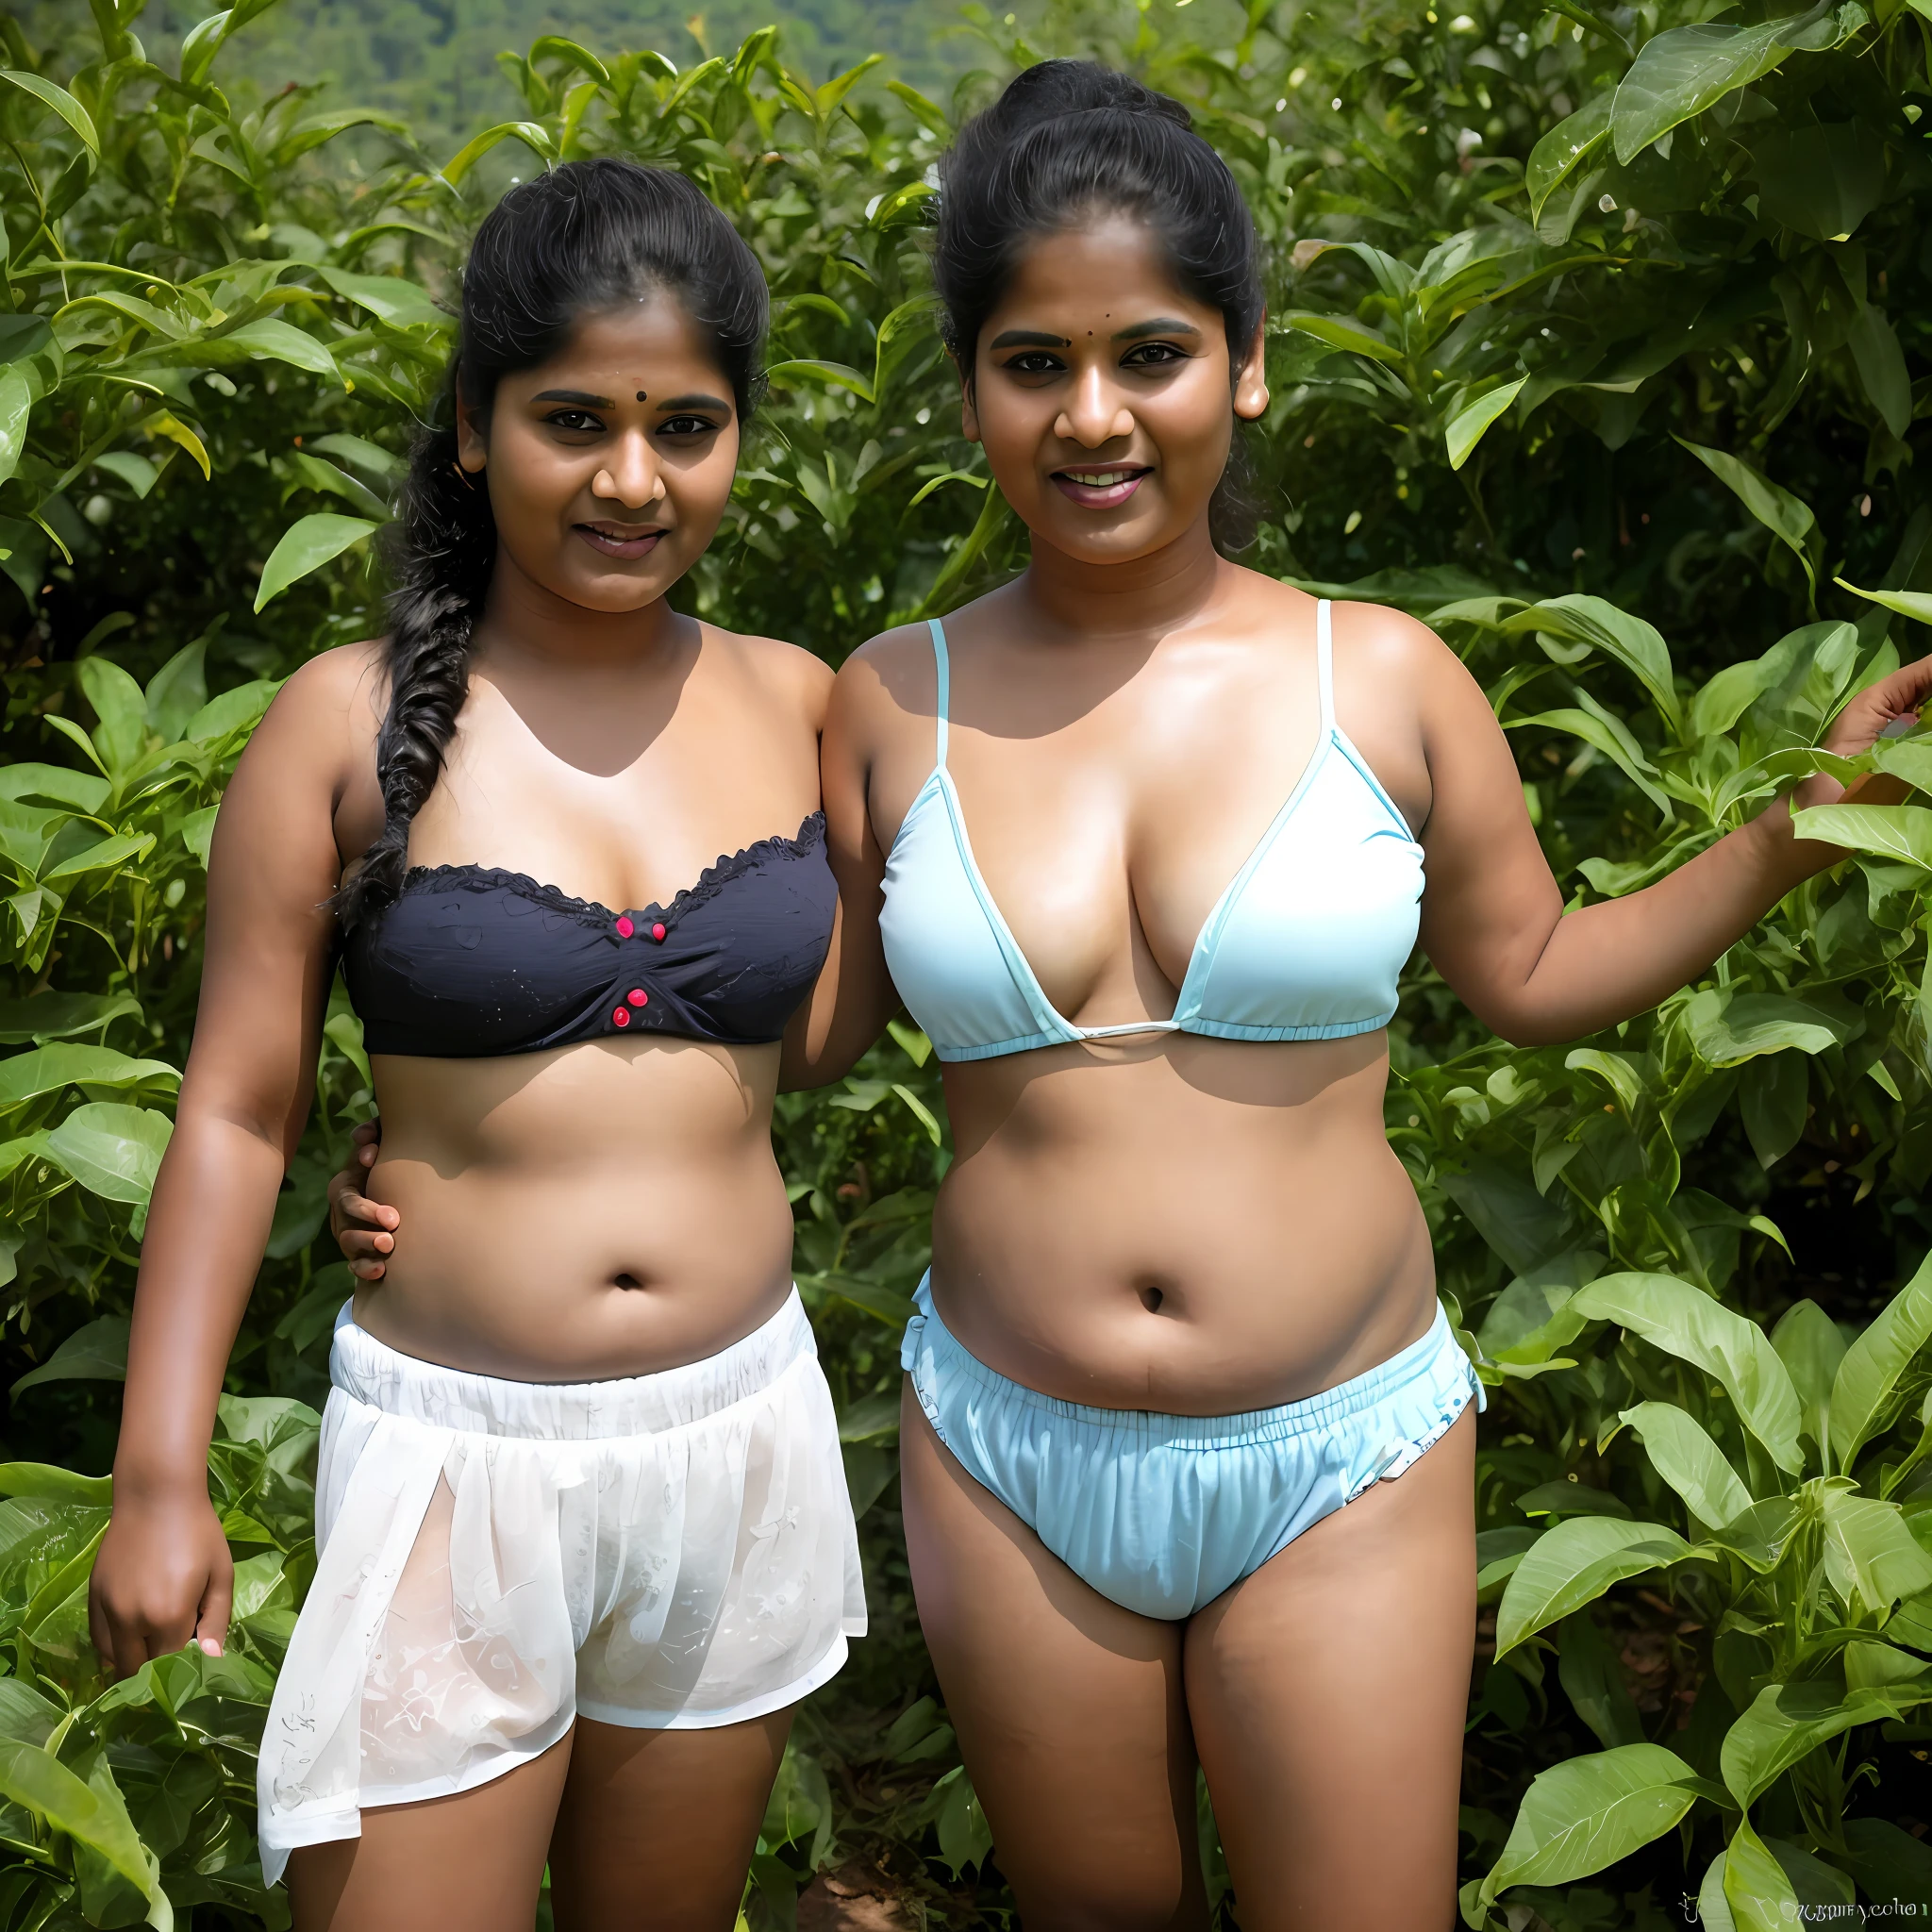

{"left": 341, "top": 812, "right": 835, "bottom": 1058}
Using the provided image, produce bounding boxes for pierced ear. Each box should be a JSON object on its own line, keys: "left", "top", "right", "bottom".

{"left": 1234, "top": 311, "right": 1271, "bottom": 423}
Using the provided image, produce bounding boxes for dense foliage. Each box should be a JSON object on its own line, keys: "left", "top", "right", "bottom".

{"left": 4, "top": 0, "right": 1932, "bottom": 1926}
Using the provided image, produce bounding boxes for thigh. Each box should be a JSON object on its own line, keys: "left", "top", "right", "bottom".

{"left": 900, "top": 1383, "right": 1208, "bottom": 1932}
{"left": 546, "top": 1710, "right": 793, "bottom": 1932}
{"left": 286, "top": 1732, "right": 572, "bottom": 1932}
{"left": 1186, "top": 1404, "right": 1477, "bottom": 1932}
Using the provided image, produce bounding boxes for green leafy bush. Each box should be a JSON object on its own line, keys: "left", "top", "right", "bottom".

{"left": 4, "top": 0, "right": 1932, "bottom": 1926}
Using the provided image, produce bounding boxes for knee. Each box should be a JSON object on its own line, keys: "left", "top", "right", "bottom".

{"left": 1004, "top": 1852, "right": 1206, "bottom": 1932}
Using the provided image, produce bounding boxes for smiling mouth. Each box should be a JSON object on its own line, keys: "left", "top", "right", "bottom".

{"left": 575, "top": 521, "right": 666, "bottom": 558}
{"left": 1050, "top": 465, "right": 1150, "bottom": 508}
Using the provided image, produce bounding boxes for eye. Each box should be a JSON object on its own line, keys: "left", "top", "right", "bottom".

{"left": 544, "top": 408, "right": 605, "bottom": 433}
{"left": 1122, "top": 341, "right": 1189, "bottom": 367}
{"left": 1003, "top": 351, "right": 1065, "bottom": 375}
{"left": 658, "top": 415, "right": 722, "bottom": 438}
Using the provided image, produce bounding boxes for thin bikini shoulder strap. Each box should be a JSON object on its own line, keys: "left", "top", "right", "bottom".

{"left": 1315, "top": 598, "right": 1336, "bottom": 736}
{"left": 926, "top": 616, "right": 951, "bottom": 769}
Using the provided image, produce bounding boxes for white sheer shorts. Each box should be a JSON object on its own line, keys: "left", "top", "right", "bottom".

{"left": 257, "top": 1291, "right": 865, "bottom": 1881}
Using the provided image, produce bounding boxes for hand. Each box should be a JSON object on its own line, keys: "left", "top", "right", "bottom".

{"left": 89, "top": 1486, "right": 232, "bottom": 1676}
{"left": 1799, "top": 653, "right": 1932, "bottom": 811}
{"left": 328, "top": 1116, "right": 398, "bottom": 1280}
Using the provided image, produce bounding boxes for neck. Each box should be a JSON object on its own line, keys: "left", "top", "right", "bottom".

{"left": 470, "top": 549, "right": 688, "bottom": 677}
{"left": 1015, "top": 512, "right": 1227, "bottom": 642}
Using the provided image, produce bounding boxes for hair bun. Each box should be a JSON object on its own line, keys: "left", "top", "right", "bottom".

{"left": 978, "top": 58, "right": 1192, "bottom": 140}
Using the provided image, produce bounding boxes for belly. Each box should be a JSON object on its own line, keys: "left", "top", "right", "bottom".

{"left": 355, "top": 1037, "right": 795, "bottom": 1380}
{"left": 929, "top": 1031, "right": 1438, "bottom": 1414}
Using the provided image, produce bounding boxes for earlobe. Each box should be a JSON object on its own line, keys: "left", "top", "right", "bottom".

{"left": 1236, "top": 311, "right": 1271, "bottom": 422}
{"left": 454, "top": 388, "right": 488, "bottom": 473}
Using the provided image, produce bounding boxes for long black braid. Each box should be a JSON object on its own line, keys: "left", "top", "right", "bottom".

{"left": 337, "top": 158, "right": 768, "bottom": 930}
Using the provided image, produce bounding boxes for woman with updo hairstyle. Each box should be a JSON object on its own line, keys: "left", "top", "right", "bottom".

{"left": 91, "top": 157, "right": 865, "bottom": 1931}
{"left": 802, "top": 59, "right": 1929, "bottom": 1927}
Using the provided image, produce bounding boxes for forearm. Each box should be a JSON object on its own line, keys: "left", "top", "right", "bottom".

{"left": 1484, "top": 800, "right": 1816, "bottom": 1046}
{"left": 113, "top": 1110, "right": 288, "bottom": 1493}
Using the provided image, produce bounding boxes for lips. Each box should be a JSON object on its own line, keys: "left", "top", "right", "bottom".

{"left": 575, "top": 522, "right": 665, "bottom": 559}
{"left": 1050, "top": 466, "right": 1150, "bottom": 509}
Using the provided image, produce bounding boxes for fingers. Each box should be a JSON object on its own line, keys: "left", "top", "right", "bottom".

{"left": 352, "top": 1115, "right": 383, "bottom": 1152}
{"left": 195, "top": 1565, "right": 233, "bottom": 1659}
{"left": 88, "top": 1589, "right": 118, "bottom": 1679}
{"left": 339, "top": 1217, "right": 394, "bottom": 1280}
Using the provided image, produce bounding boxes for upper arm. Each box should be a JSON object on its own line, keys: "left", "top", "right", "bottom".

{"left": 184, "top": 645, "right": 375, "bottom": 1159}
{"left": 1405, "top": 621, "right": 1568, "bottom": 1032}
{"left": 785, "top": 636, "right": 917, "bottom": 1083}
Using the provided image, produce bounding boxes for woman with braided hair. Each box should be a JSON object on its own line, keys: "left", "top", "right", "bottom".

{"left": 89, "top": 158, "right": 865, "bottom": 1931}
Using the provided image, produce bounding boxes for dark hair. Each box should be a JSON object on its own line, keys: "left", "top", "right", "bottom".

{"left": 933, "top": 60, "right": 1266, "bottom": 553}
{"left": 338, "top": 158, "right": 768, "bottom": 929}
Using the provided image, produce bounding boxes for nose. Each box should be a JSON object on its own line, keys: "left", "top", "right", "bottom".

{"left": 591, "top": 430, "right": 665, "bottom": 511}
{"left": 1055, "top": 364, "right": 1135, "bottom": 449}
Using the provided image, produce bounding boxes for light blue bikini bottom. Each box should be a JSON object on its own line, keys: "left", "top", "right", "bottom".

{"left": 901, "top": 1275, "right": 1484, "bottom": 1621}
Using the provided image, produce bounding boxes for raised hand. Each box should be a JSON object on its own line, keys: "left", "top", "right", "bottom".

{"left": 1805, "top": 652, "right": 1932, "bottom": 810}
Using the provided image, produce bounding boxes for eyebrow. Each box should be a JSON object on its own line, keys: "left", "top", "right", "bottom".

{"left": 989, "top": 329, "right": 1072, "bottom": 350}
{"left": 1113, "top": 318, "right": 1202, "bottom": 341}
{"left": 653, "top": 392, "right": 732, "bottom": 414}
{"left": 532, "top": 388, "right": 614, "bottom": 407}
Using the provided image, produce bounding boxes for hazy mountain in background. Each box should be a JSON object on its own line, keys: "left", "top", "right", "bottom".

{"left": 48, "top": 0, "right": 987, "bottom": 146}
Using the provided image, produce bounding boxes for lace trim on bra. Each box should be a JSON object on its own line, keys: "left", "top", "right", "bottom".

{"left": 394, "top": 810, "right": 826, "bottom": 927}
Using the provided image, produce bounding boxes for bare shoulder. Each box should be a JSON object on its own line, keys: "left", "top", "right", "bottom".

{"left": 1326, "top": 596, "right": 1462, "bottom": 680}
{"left": 705, "top": 624, "right": 833, "bottom": 726}
{"left": 832, "top": 620, "right": 937, "bottom": 716}
{"left": 254, "top": 639, "right": 386, "bottom": 752}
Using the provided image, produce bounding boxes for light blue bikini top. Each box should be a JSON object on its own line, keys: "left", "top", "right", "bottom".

{"left": 877, "top": 600, "right": 1427, "bottom": 1062}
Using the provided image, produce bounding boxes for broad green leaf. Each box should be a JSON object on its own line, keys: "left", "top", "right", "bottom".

{"left": 142, "top": 318, "right": 342, "bottom": 382}
{"left": 1724, "top": 1819, "right": 1803, "bottom": 1932}
{"left": 1281, "top": 310, "right": 1401, "bottom": 364}
{"left": 1790, "top": 804, "right": 1932, "bottom": 868}
{"left": 802, "top": 1272, "right": 915, "bottom": 1330}
{"left": 440, "top": 120, "right": 558, "bottom": 186}
{"left": 10, "top": 1313, "right": 129, "bottom": 1396}
{"left": 1847, "top": 302, "right": 1911, "bottom": 439}
{"left": 1818, "top": 1488, "right": 1932, "bottom": 1614}
{"left": 254, "top": 513, "right": 378, "bottom": 611}
{"left": 0, "top": 69, "right": 100, "bottom": 158}
{"left": 1771, "top": 1299, "right": 1844, "bottom": 1459}
{"left": 1526, "top": 92, "right": 1612, "bottom": 222}
{"left": 1685, "top": 989, "right": 1848, "bottom": 1064}
{"left": 1507, "top": 594, "right": 1680, "bottom": 728}
{"left": 1619, "top": 1403, "right": 1754, "bottom": 1529}
{"left": 315, "top": 265, "right": 448, "bottom": 331}
{"left": 1478, "top": 1742, "right": 1702, "bottom": 1909}
{"left": 0, "top": 992, "right": 141, "bottom": 1044}
{"left": 1570, "top": 1274, "right": 1805, "bottom": 1473}
{"left": 1832, "top": 1252, "right": 1932, "bottom": 1468}
{"left": 1721, "top": 1679, "right": 1903, "bottom": 1807}
{"left": 0, "top": 1742, "right": 167, "bottom": 1927}
{"left": 42, "top": 831, "right": 154, "bottom": 883}
{"left": 1504, "top": 706, "right": 1672, "bottom": 814}
{"left": 307, "top": 432, "right": 401, "bottom": 480}
{"left": 0, "top": 366, "right": 30, "bottom": 491}
{"left": 1677, "top": 440, "right": 1821, "bottom": 596}
{"left": 0, "top": 1461, "right": 112, "bottom": 1503}
{"left": 1740, "top": 1052, "right": 1806, "bottom": 1164}
{"left": 0, "top": 1044, "right": 178, "bottom": 1108}
{"left": 1611, "top": 6, "right": 1842, "bottom": 165}
{"left": 143, "top": 638, "right": 208, "bottom": 741}
{"left": 0, "top": 763, "right": 108, "bottom": 811}
{"left": 41, "top": 1102, "right": 173, "bottom": 1206}
{"left": 1445, "top": 378, "right": 1525, "bottom": 471}
{"left": 885, "top": 77, "right": 950, "bottom": 135}
{"left": 1834, "top": 578, "right": 1932, "bottom": 627}
{"left": 1496, "top": 1516, "right": 1694, "bottom": 1656}
{"left": 184, "top": 676, "right": 279, "bottom": 743}
{"left": 1836, "top": 1818, "right": 1932, "bottom": 1913}
{"left": 763, "top": 359, "right": 876, "bottom": 403}
{"left": 77, "top": 653, "right": 148, "bottom": 773}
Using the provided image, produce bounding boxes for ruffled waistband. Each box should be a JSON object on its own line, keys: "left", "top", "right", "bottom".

{"left": 329, "top": 1289, "right": 816, "bottom": 1440}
